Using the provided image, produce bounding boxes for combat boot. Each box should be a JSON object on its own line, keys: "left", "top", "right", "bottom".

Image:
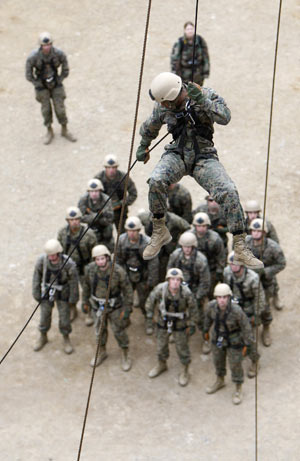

{"left": 206, "top": 376, "right": 225, "bottom": 394}
{"left": 202, "top": 340, "right": 211, "bottom": 355}
{"left": 61, "top": 124, "right": 77, "bottom": 142}
{"left": 33, "top": 332, "right": 48, "bottom": 351}
{"left": 69, "top": 304, "right": 78, "bottom": 322}
{"left": 233, "top": 233, "right": 264, "bottom": 269}
{"left": 145, "top": 319, "right": 154, "bottom": 335}
{"left": 143, "top": 217, "right": 172, "bottom": 260}
{"left": 63, "top": 335, "right": 73, "bottom": 354}
{"left": 85, "top": 313, "right": 94, "bottom": 327}
{"left": 90, "top": 346, "right": 108, "bottom": 367}
{"left": 232, "top": 384, "right": 243, "bottom": 405}
{"left": 169, "top": 333, "right": 175, "bottom": 343}
{"left": 121, "top": 348, "right": 132, "bottom": 372}
{"left": 178, "top": 364, "right": 190, "bottom": 387}
{"left": 262, "top": 325, "right": 272, "bottom": 347}
{"left": 44, "top": 126, "right": 54, "bottom": 145}
{"left": 148, "top": 360, "right": 167, "bottom": 378}
{"left": 248, "top": 360, "right": 260, "bottom": 379}
{"left": 273, "top": 294, "right": 284, "bottom": 310}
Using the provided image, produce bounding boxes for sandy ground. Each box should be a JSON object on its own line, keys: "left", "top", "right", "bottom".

{"left": 0, "top": 0, "right": 300, "bottom": 460}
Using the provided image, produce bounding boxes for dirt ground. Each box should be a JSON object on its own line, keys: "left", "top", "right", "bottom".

{"left": 0, "top": 0, "right": 299, "bottom": 460}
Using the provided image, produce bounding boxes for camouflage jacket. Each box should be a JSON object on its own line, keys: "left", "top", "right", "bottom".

{"left": 116, "top": 233, "right": 159, "bottom": 287}
{"left": 245, "top": 216, "right": 279, "bottom": 243}
{"left": 82, "top": 261, "right": 133, "bottom": 311}
{"left": 78, "top": 192, "right": 114, "bottom": 230}
{"left": 223, "top": 266, "right": 265, "bottom": 320}
{"left": 191, "top": 228, "right": 225, "bottom": 274}
{"left": 167, "top": 247, "right": 210, "bottom": 300}
{"left": 245, "top": 236, "right": 286, "bottom": 286}
{"left": 32, "top": 253, "right": 79, "bottom": 303}
{"left": 139, "top": 86, "right": 231, "bottom": 158}
{"left": 145, "top": 282, "right": 198, "bottom": 329}
{"left": 204, "top": 299, "right": 253, "bottom": 348}
{"left": 193, "top": 202, "right": 228, "bottom": 247}
{"left": 168, "top": 183, "right": 192, "bottom": 223}
{"left": 57, "top": 223, "right": 97, "bottom": 275}
{"left": 94, "top": 169, "right": 137, "bottom": 210}
{"left": 170, "top": 34, "right": 210, "bottom": 79}
{"left": 25, "top": 46, "right": 69, "bottom": 90}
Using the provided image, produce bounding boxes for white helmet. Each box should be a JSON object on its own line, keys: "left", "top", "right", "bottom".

{"left": 87, "top": 178, "right": 103, "bottom": 191}
{"left": 44, "top": 239, "right": 63, "bottom": 255}
{"left": 249, "top": 218, "right": 268, "bottom": 233}
{"left": 179, "top": 231, "right": 197, "bottom": 247}
{"left": 92, "top": 245, "right": 111, "bottom": 258}
{"left": 149, "top": 72, "right": 182, "bottom": 103}
{"left": 66, "top": 206, "right": 82, "bottom": 220}
{"left": 214, "top": 283, "right": 232, "bottom": 297}
{"left": 244, "top": 200, "right": 262, "bottom": 213}
{"left": 193, "top": 212, "right": 211, "bottom": 226}
{"left": 103, "top": 154, "right": 119, "bottom": 168}
{"left": 38, "top": 32, "right": 53, "bottom": 46}
{"left": 166, "top": 268, "right": 184, "bottom": 280}
{"left": 125, "top": 216, "right": 142, "bottom": 231}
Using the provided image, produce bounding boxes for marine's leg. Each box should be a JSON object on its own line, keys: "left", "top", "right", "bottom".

{"left": 52, "top": 86, "right": 77, "bottom": 142}
{"left": 174, "top": 330, "right": 191, "bottom": 386}
{"left": 35, "top": 88, "right": 54, "bottom": 144}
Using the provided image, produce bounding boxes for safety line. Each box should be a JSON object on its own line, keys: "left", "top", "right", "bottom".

{"left": 255, "top": 1, "right": 283, "bottom": 460}
{"left": 76, "top": 1, "right": 153, "bottom": 459}
{"left": 191, "top": 0, "right": 199, "bottom": 83}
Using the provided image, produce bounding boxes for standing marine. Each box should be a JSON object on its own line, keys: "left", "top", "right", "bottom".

{"left": 25, "top": 32, "right": 76, "bottom": 145}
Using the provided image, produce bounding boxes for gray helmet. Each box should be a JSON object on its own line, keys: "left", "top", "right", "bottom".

{"left": 38, "top": 32, "right": 53, "bottom": 46}
{"left": 149, "top": 72, "right": 182, "bottom": 103}
{"left": 166, "top": 268, "right": 184, "bottom": 280}
{"left": 104, "top": 154, "right": 119, "bottom": 168}
{"left": 125, "top": 216, "right": 142, "bottom": 231}
{"left": 87, "top": 178, "right": 103, "bottom": 191}
{"left": 214, "top": 283, "right": 232, "bottom": 297}
{"left": 193, "top": 212, "right": 211, "bottom": 226}
{"left": 179, "top": 231, "right": 197, "bottom": 247}
{"left": 249, "top": 218, "right": 268, "bottom": 233}
{"left": 44, "top": 239, "right": 62, "bottom": 255}
{"left": 92, "top": 245, "right": 111, "bottom": 258}
{"left": 244, "top": 200, "right": 262, "bottom": 213}
{"left": 66, "top": 206, "right": 82, "bottom": 220}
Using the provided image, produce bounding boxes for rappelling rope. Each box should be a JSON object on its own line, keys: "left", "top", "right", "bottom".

{"left": 191, "top": 0, "right": 199, "bottom": 83}
{"left": 254, "top": 1, "right": 283, "bottom": 460}
{"left": 76, "top": 1, "right": 153, "bottom": 459}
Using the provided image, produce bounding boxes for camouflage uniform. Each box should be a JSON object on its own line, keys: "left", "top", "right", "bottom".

{"left": 224, "top": 266, "right": 265, "bottom": 362}
{"left": 168, "top": 183, "right": 193, "bottom": 223}
{"left": 95, "top": 169, "right": 137, "bottom": 233}
{"left": 57, "top": 223, "right": 97, "bottom": 284}
{"left": 143, "top": 210, "right": 190, "bottom": 282}
{"left": 170, "top": 34, "right": 210, "bottom": 85}
{"left": 193, "top": 201, "right": 228, "bottom": 252}
{"left": 82, "top": 261, "right": 133, "bottom": 348}
{"left": 191, "top": 227, "right": 226, "bottom": 298}
{"left": 32, "top": 253, "right": 79, "bottom": 336}
{"left": 167, "top": 247, "right": 210, "bottom": 329}
{"left": 245, "top": 236, "right": 286, "bottom": 304}
{"left": 78, "top": 191, "right": 114, "bottom": 252}
{"left": 245, "top": 216, "right": 279, "bottom": 243}
{"left": 140, "top": 86, "right": 246, "bottom": 234}
{"left": 116, "top": 233, "right": 159, "bottom": 314}
{"left": 204, "top": 299, "right": 253, "bottom": 384}
{"left": 26, "top": 46, "right": 69, "bottom": 127}
{"left": 145, "top": 282, "right": 198, "bottom": 364}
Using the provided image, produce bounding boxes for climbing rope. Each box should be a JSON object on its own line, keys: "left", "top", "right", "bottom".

{"left": 255, "top": 1, "right": 283, "bottom": 459}
{"left": 191, "top": 0, "right": 199, "bottom": 83}
{"left": 76, "top": 1, "right": 153, "bottom": 459}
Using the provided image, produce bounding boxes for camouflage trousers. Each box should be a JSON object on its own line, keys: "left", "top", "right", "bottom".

{"left": 113, "top": 206, "right": 128, "bottom": 234}
{"left": 260, "top": 303, "right": 273, "bottom": 326}
{"left": 38, "top": 300, "right": 71, "bottom": 336}
{"left": 180, "top": 68, "right": 205, "bottom": 86}
{"left": 263, "top": 278, "right": 280, "bottom": 301}
{"left": 211, "top": 343, "right": 244, "bottom": 384}
{"left": 156, "top": 326, "right": 191, "bottom": 365}
{"left": 35, "top": 85, "right": 68, "bottom": 127}
{"left": 131, "top": 281, "right": 151, "bottom": 313}
{"left": 94, "top": 225, "right": 115, "bottom": 253}
{"left": 92, "top": 306, "right": 129, "bottom": 349}
{"left": 148, "top": 150, "right": 245, "bottom": 233}
{"left": 248, "top": 327, "right": 260, "bottom": 363}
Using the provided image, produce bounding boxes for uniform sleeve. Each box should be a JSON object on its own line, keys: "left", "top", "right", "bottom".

{"left": 115, "top": 237, "right": 126, "bottom": 268}
{"left": 145, "top": 285, "right": 160, "bottom": 320}
{"left": 82, "top": 265, "right": 92, "bottom": 306}
{"left": 267, "top": 221, "right": 280, "bottom": 244}
{"left": 57, "top": 49, "right": 69, "bottom": 81}
{"left": 214, "top": 236, "right": 226, "bottom": 274}
{"left": 264, "top": 242, "right": 286, "bottom": 279}
{"left": 98, "top": 197, "right": 114, "bottom": 226}
{"left": 181, "top": 190, "right": 193, "bottom": 223}
{"left": 195, "top": 255, "right": 211, "bottom": 300}
{"left": 87, "top": 229, "right": 98, "bottom": 254}
{"left": 32, "top": 256, "right": 43, "bottom": 302}
{"left": 166, "top": 249, "right": 178, "bottom": 271}
{"left": 119, "top": 267, "right": 133, "bottom": 311}
{"left": 196, "top": 88, "right": 231, "bottom": 126}
{"left": 198, "top": 36, "right": 210, "bottom": 78}
{"left": 186, "top": 291, "right": 199, "bottom": 326}
{"left": 67, "top": 261, "right": 79, "bottom": 303}
{"left": 170, "top": 39, "right": 182, "bottom": 75}
{"left": 125, "top": 176, "right": 138, "bottom": 206}
{"left": 203, "top": 302, "right": 214, "bottom": 333}
{"left": 147, "top": 255, "right": 159, "bottom": 288}
{"left": 57, "top": 227, "right": 65, "bottom": 249}
{"left": 238, "top": 308, "right": 253, "bottom": 346}
{"left": 139, "top": 103, "right": 164, "bottom": 145}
